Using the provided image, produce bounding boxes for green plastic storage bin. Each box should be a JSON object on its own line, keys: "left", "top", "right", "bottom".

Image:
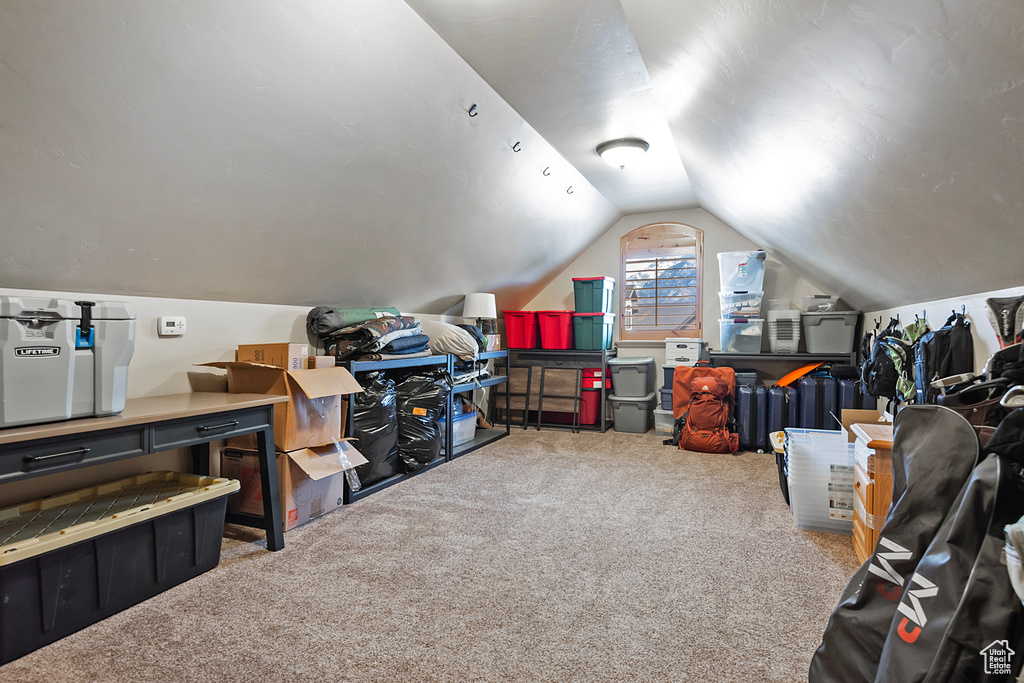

{"left": 573, "top": 312, "right": 615, "bottom": 350}
{"left": 572, "top": 276, "right": 615, "bottom": 313}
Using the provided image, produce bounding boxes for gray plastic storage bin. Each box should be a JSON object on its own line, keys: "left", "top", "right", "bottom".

{"left": 662, "top": 364, "right": 674, "bottom": 389}
{"left": 607, "top": 357, "right": 655, "bottom": 397}
{"left": 0, "top": 297, "right": 136, "bottom": 428}
{"left": 610, "top": 392, "right": 655, "bottom": 433}
{"left": 801, "top": 311, "right": 860, "bottom": 353}
{"left": 735, "top": 371, "right": 758, "bottom": 388}
{"left": 660, "top": 386, "right": 672, "bottom": 411}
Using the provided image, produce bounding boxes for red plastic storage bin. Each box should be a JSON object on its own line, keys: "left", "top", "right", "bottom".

{"left": 503, "top": 311, "right": 538, "bottom": 349}
{"left": 578, "top": 388, "right": 601, "bottom": 425}
{"left": 537, "top": 310, "right": 574, "bottom": 349}
{"left": 581, "top": 367, "right": 611, "bottom": 390}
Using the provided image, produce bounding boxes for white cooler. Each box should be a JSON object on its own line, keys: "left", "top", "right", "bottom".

{"left": 0, "top": 297, "right": 136, "bottom": 428}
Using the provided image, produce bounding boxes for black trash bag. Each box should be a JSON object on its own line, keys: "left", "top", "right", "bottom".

{"left": 395, "top": 371, "right": 452, "bottom": 471}
{"left": 351, "top": 375, "right": 401, "bottom": 486}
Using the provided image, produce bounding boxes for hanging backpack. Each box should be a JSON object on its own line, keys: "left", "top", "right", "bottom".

{"left": 913, "top": 311, "right": 974, "bottom": 405}
{"left": 860, "top": 317, "right": 881, "bottom": 365}
{"left": 861, "top": 318, "right": 915, "bottom": 402}
{"left": 678, "top": 377, "right": 739, "bottom": 454}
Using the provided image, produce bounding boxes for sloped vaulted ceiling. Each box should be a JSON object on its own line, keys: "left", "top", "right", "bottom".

{"left": 411, "top": 0, "right": 1024, "bottom": 312}
{"left": 619, "top": 0, "right": 1024, "bottom": 311}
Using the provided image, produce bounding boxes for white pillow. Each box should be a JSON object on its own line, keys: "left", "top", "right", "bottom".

{"left": 420, "top": 320, "right": 479, "bottom": 361}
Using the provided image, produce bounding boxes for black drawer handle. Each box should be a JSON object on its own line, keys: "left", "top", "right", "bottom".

{"left": 197, "top": 420, "right": 239, "bottom": 432}
{"left": 26, "top": 447, "right": 91, "bottom": 463}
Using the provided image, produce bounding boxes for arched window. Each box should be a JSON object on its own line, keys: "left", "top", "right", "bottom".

{"left": 619, "top": 223, "right": 703, "bottom": 340}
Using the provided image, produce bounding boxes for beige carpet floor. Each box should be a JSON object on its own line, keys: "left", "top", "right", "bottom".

{"left": 1, "top": 429, "right": 859, "bottom": 682}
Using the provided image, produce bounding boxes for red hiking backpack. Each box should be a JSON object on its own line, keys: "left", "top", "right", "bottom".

{"left": 677, "top": 376, "right": 739, "bottom": 454}
{"left": 672, "top": 362, "right": 736, "bottom": 418}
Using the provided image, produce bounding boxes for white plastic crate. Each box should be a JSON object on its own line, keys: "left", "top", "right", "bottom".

{"left": 719, "top": 290, "right": 764, "bottom": 319}
{"left": 719, "top": 318, "right": 764, "bottom": 353}
{"left": 653, "top": 407, "right": 674, "bottom": 436}
{"left": 799, "top": 294, "right": 839, "bottom": 312}
{"left": 767, "top": 309, "right": 801, "bottom": 354}
{"left": 717, "top": 250, "right": 767, "bottom": 291}
{"left": 439, "top": 411, "right": 478, "bottom": 446}
{"left": 784, "top": 428, "right": 855, "bottom": 534}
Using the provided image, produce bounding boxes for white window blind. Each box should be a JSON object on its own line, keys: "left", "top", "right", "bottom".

{"left": 620, "top": 224, "right": 702, "bottom": 339}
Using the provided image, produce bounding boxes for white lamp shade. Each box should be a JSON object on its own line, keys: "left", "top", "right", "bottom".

{"left": 463, "top": 293, "right": 497, "bottom": 319}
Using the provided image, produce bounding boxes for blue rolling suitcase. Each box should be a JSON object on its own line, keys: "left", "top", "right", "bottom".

{"left": 768, "top": 385, "right": 800, "bottom": 433}
{"left": 737, "top": 385, "right": 768, "bottom": 452}
{"left": 798, "top": 376, "right": 840, "bottom": 430}
{"left": 838, "top": 378, "right": 877, "bottom": 411}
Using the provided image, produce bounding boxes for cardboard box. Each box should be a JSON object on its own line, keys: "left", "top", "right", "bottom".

{"left": 308, "top": 355, "right": 336, "bottom": 369}
{"left": 200, "top": 362, "right": 362, "bottom": 451}
{"left": 841, "top": 409, "right": 891, "bottom": 443}
{"left": 222, "top": 441, "right": 367, "bottom": 532}
{"left": 236, "top": 343, "right": 309, "bottom": 371}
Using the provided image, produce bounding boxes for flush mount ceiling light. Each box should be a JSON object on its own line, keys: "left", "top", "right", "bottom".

{"left": 596, "top": 138, "right": 650, "bottom": 170}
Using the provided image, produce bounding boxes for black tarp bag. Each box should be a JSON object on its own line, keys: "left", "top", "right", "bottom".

{"left": 395, "top": 370, "right": 452, "bottom": 471}
{"left": 809, "top": 405, "right": 981, "bottom": 683}
{"left": 351, "top": 375, "right": 402, "bottom": 486}
{"left": 914, "top": 312, "right": 974, "bottom": 405}
{"left": 875, "top": 409, "right": 1024, "bottom": 682}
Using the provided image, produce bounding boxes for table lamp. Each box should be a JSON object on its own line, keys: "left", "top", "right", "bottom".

{"left": 463, "top": 293, "right": 497, "bottom": 334}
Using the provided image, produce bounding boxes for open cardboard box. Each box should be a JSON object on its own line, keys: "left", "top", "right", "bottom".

{"left": 199, "top": 361, "right": 362, "bottom": 451}
{"left": 840, "top": 408, "right": 891, "bottom": 443}
{"left": 222, "top": 440, "right": 368, "bottom": 532}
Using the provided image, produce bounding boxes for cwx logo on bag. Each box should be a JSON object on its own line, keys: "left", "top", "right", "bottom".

{"left": 867, "top": 537, "right": 913, "bottom": 587}
{"left": 980, "top": 640, "right": 1015, "bottom": 676}
{"left": 895, "top": 572, "right": 938, "bottom": 643}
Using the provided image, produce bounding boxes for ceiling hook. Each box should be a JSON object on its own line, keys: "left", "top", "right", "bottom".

{"left": 542, "top": 167, "right": 550, "bottom": 176}
{"left": 468, "top": 104, "right": 478, "bottom": 117}
{"left": 566, "top": 186, "right": 573, "bottom": 194}
{"left": 512, "top": 141, "right": 521, "bottom": 153}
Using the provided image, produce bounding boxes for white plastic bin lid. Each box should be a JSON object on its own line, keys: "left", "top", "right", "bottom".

{"left": 608, "top": 356, "right": 655, "bottom": 366}
{"left": 801, "top": 311, "right": 860, "bottom": 326}
{"left": 610, "top": 391, "right": 656, "bottom": 403}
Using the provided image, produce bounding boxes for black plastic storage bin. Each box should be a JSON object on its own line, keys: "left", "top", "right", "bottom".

{"left": 0, "top": 472, "right": 238, "bottom": 664}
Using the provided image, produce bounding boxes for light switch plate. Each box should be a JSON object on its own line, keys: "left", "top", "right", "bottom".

{"left": 158, "top": 315, "right": 186, "bottom": 337}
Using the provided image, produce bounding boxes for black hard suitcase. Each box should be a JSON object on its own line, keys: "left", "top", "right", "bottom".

{"left": 838, "top": 378, "right": 877, "bottom": 411}
{"left": 737, "top": 385, "right": 768, "bottom": 452}
{"left": 768, "top": 385, "right": 799, "bottom": 506}
{"left": 798, "top": 376, "right": 839, "bottom": 430}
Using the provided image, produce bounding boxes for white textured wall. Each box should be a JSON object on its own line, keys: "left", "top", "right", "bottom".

{"left": 524, "top": 208, "right": 828, "bottom": 366}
